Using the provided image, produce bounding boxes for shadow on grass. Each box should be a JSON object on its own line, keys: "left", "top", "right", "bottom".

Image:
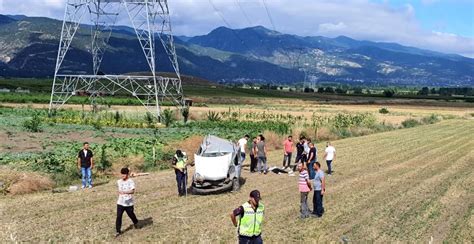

{"left": 122, "top": 217, "right": 154, "bottom": 235}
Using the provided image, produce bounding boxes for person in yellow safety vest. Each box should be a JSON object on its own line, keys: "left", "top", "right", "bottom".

{"left": 230, "top": 190, "right": 265, "bottom": 244}
{"left": 172, "top": 150, "right": 188, "bottom": 196}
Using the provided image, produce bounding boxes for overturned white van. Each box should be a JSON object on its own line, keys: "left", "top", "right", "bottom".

{"left": 191, "top": 135, "right": 241, "bottom": 195}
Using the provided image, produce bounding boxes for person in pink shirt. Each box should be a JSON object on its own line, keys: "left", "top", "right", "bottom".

{"left": 282, "top": 135, "right": 293, "bottom": 170}
{"left": 298, "top": 162, "right": 312, "bottom": 219}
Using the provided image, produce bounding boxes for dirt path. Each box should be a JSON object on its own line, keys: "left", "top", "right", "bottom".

{"left": 0, "top": 120, "right": 472, "bottom": 242}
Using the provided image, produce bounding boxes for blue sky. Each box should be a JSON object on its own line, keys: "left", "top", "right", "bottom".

{"left": 377, "top": 0, "right": 474, "bottom": 37}
{"left": 0, "top": 0, "right": 473, "bottom": 57}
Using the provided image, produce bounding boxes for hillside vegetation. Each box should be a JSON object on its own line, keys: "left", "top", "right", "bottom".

{"left": 0, "top": 120, "right": 472, "bottom": 242}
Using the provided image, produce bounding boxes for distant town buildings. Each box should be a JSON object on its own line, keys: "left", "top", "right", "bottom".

{"left": 0, "top": 87, "right": 30, "bottom": 93}
{"left": 15, "top": 87, "right": 30, "bottom": 93}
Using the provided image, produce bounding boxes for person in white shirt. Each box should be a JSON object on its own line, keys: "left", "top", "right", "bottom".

{"left": 323, "top": 142, "right": 336, "bottom": 175}
{"left": 235, "top": 135, "right": 249, "bottom": 189}
{"left": 237, "top": 135, "right": 249, "bottom": 164}
{"left": 116, "top": 167, "right": 139, "bottom": 237}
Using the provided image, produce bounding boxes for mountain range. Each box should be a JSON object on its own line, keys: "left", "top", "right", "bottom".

{"left": 0, "top": 14, "right": 472, "bottom": 87}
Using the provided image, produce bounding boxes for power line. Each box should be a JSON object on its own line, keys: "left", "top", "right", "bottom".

{"left": 208, "top": 0, "right": 234, "bottom": 30}
{"left": 209, "top": 0, "right": 253, "bottom": 49}
{"left": 261, "top": 0, "right": 277, "bottom": 32}
{"left": 235, "top": 0, "right": 252, "bottom": 26}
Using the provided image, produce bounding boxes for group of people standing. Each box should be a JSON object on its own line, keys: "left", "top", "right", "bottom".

{"left": 77, "top": 134, "right": 336, "bottom": 241}
{"left": 230, "top": 135, "right": 336, "bottom": 243}
{"left": 283, "top": 136, "right": 336, "bottom": 219}
{"left": 279, "top": 136, "right": 336, "bottom": 220}
{"left": 239, "top": 134, "right": 268, "bottom": 174}
{"left": 287, "top": 136, "right": 336, "bottom": 176}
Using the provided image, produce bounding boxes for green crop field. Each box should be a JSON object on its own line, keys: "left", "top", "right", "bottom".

{"left": 0, "top": 119, "right": 472, "bottom": 242}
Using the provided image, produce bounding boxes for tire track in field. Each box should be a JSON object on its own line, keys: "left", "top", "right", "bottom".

{"left": 331, "top": 121, "right": 464, "bottom": 181}
{"left": 310, "top": 122, "right": 473, "bottom": 241}
{"left": 445, "top": 200, "right": 474, "bottom": 242}
{"left": 426, "top": 159, "right": 473, "bottom": 242}
{"left": 326, "top": 121, "right": 469, "bottom": 205}
{"left": 332, "top": 131, "right": 473, "bottom": 241}
{"left": 377, "top": 141, "right": 474, "bottom": 241}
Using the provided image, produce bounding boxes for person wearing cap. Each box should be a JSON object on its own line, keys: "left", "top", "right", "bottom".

{"left": 172, "top": 149, "right": 188, "bottom": 196}
{"left": 230, "top": 190, "right": 265, "bottom": 244}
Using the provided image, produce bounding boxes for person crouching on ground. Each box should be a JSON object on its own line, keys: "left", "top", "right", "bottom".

{"left": 116, "top": 167, "right": 139, "bottom": 237}
{"left": 311, "top": 162, "right": 325, "bottom": 218}
{"left": 172, "top": 149, "right": 188, "bottom": 196}
{"left": 230, "top": 190, "right": 265, "bottom": 244}
{"left": 298, "top": 163, "right": 312, "bottom": 219}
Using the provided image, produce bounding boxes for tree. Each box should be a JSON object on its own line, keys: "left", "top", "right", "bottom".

{"left": 417, "top": 87, "right": 429, "bottom": 96}
{"left": 317, "top": 87, "right": 325, "bottom": 93}
{"left": 335, "top": 87, "right": 347, "bottom": 94}
{"left": 161, "top": 109, "right": 175, "bottom": 127}
{"left": 430, "top": 88, "right": 437, "bottom": 94}
{"left": 304, "top": 87, "right": 314, "bottom": 93}
{"left": 353, "top": 87, "right": 363, "bottom": 94}
{"left": 325, "top": 86, "right": 335, "bottom": 93}
{"left": 383, "top": 89, "right": 395, "bottom": 97}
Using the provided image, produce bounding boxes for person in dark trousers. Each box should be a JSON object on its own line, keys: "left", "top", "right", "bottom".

{"left": 294, "top": 137, "right": 305, "bottom": 170}
{"left": 255, "top": 135, "right": 268, "bottom": 174}
{"left": 306, "top": 142, "right": 317, "bottom": 179}
{"left": 116, "top": 167, "right": 139, "bottom": 237}
{"left": 282, "top": 135, "right": 293, "bottom": 169}
{"left": 324, "top": 141, "right": 336, "bottom": 175}
{"left": 249, "top": 137, "right": 258, "bottom": 173}
{"left": 230, "top": 190, "right": 265, "bottom": 244}
{"left": 77, "top": 142, "right": 94, "bottom": 189}
{"left": 172, "top": 150, "right": 188, "bottom": 196}
{"left": 312, "top": 162, "right": 326, "bottom": 218}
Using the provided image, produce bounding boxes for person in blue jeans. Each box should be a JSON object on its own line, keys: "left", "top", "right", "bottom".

{"left": 77, "top": 142, "right": 94, "bottom": 189}
{"left": 306, "top": 142, "right": 317, "bottom": 179}
{"left": 312, "top": 162, "right": 326, "bottom": 217}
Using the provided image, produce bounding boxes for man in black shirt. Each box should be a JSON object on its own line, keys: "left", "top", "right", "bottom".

{"left": 77, "top": 142, "right": 94, "bottom": 189}
{"left": 295, "top": 137, "right": 305, "bottom": 165}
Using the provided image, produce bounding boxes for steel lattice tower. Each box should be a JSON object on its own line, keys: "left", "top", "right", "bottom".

{"left": 49, "top": 0, "right": 184, "bottom": 117}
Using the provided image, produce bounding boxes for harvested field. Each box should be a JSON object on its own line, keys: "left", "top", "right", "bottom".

{"left": 0, "top": 120, "right": 472, "bottom": 242}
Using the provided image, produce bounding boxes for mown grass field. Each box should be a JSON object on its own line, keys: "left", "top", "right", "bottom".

{"left": 0, "top": 119, "right": 472, "bottom": 242}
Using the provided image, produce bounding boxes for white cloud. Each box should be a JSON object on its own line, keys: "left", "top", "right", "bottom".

{"left": 0, "top": 0, "right": 472, "bottom": 57}
{"left": 318, "top": 22, "right": 347, "bottom": 34}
